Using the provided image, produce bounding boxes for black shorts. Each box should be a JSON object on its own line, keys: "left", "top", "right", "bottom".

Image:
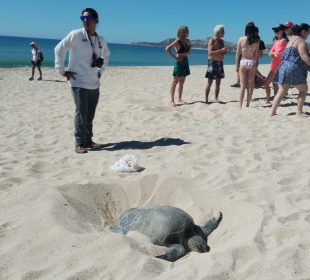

{"left": 205, "top": 60, "right": 224, "bottom": 80}
{"left": 31, "top": 60, "right": 41, "bottom": 67}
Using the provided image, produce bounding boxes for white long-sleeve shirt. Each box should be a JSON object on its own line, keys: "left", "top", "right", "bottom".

{"left": 55, "top": 28, "right": 111, "bottom": 89}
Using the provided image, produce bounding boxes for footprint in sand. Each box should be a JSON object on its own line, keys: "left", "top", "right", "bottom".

{"left": 287, "top": 193, "right": 310, "bottom": 211}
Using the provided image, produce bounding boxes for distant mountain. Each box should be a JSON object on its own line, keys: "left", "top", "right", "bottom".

{"left": 131, "top": 38, "right": 236, "bottom": 50}
{"left": 131, "top": 39, "right": 310, "bottom": 53}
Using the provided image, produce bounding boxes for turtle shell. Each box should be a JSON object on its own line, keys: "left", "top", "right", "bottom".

{"left": 119, "top": 206, "right": 196, "bottom": 246}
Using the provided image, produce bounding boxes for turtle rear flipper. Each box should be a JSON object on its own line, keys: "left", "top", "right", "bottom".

{"left": 156, "top": 244, "right": 187, "bottom": 262}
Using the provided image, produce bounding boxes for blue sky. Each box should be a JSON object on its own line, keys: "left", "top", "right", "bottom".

{"left": 1, "top": 0, "right": 309, "bottom": 44}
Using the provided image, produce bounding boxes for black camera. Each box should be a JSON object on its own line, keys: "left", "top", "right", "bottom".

{"left": 91, "top": 57, "right": 104, "bottom": 68}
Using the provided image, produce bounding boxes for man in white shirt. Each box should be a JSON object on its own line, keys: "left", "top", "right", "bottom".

{"left": 29, "top": 42, "right": 43, "bottom": 81}
{"left": 55, "top": 8, "right": 111, "bottom": 154}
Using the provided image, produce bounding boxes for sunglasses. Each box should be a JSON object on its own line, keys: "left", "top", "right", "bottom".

{"left": 80, "top": 15, "right": 94, "bottom": 21}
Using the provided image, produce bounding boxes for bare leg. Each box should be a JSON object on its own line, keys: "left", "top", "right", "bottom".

{"left": 264, "top": 71, "right": 275, "bottom": 105}
{"left": 295, "top": 84, "right": 308, "bottom": 116}
{"left": 273, "top": 83, "right": 279, "bottom": 96}
{"left": 270, "top": 84, "right": 290, "bottom": 116}
{"left": 246, "top": 66, "right": 257, "bottom": 107}
{"left": 29, "top": 65, "right": 35, "bottom": 80}
{"left": 205, "top": 79, "right": 213, "bottom": 103}
{"left": 37, "top": 65, "right": 42, "bottom": 79}
{"left": 239, "top": 66, "right": 248, "bottom": 109}
{"left": 237, "top": 72, "right": 240, "bottom": 85}
{"left": 178, "top": 76, "right": 186, "bottom": 103}
{"left": 170, "top": 77, "right": 179, "bottom": 106}
{"left": 215, "top": 79, "right": 221, "bottom": 102}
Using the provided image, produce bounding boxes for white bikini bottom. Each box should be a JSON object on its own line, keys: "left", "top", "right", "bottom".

{"left": 240, "top": 58, "right": 256, "bottom": 69}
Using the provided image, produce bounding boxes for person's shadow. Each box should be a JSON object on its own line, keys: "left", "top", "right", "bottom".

{"left": 42, "top": 79, "right": 66, "bottom": 83}
{"left": 92, "top": 137, "right": 190, "bottom": 151}
{"left": 180, "top": 100, "right": 235, "bottom": 106}
{"left": 280, "top": 101, "right": 310, "bottom": 108}
{"left": 287, "top": 111, "right": 310, "bottom": 116}
{"left": 290, "top": 92, "right": 310, "bottom": 97}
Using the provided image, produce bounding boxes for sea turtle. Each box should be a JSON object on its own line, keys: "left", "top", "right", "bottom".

{"left": 113, "top": 206, "right": 222, "bottom": 262}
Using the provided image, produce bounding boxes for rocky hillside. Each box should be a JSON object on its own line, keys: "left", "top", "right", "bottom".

{"left": 131, "top": 38, "right": 236, "bottom": 50}
{"left": 131, "top": 38, "right": 309, "bottom": 52}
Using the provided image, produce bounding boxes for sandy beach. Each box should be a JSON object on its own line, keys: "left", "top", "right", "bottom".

{"left": 1, "top": 65, "right": 310, "bottom": 279}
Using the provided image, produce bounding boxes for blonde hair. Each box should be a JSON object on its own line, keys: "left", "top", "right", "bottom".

{"left": 214, "top": 25, "right": 224, "bottom": 35}
{"left": 177, "top": 26, "right": 189, "bottom": 40}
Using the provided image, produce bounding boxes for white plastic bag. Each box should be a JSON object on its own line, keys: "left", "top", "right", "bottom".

{"left": 111, "top": 154, "right": 141, "bottom": 172}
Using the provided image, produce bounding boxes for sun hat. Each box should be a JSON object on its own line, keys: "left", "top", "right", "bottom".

{"left": 272, "top": 24, "right": 285, "bottom": 32}
{"left": 284, "top": 21, "right": 294, "bottom": 28}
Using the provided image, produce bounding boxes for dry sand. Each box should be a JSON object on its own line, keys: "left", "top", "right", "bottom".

{"left": 0, "top": 65, "right": 310, "bottom": 280}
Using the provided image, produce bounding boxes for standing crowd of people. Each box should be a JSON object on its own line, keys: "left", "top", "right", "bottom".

{"left": 27, "top": 8, "right": 310, "bottom": 153}
{"left": 165, "top": 21, "right": 310, "bottom": 117}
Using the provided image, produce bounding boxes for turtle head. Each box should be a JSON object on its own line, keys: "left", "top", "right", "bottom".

{"left": 201, "top": 211, "right": 223, "bottom": 238}
{"left": 187, "top": 235, "right": 209, "bottom": 253}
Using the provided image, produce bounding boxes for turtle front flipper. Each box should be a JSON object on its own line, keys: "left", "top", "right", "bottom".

{"left": 110, "top": 225, "right": 122, "bottom": 233}
{"left": 201, "top": 211, "right": 223, "bottom": 237}
{"left": 156, "top": 244, "right": 187, "bottom": 262}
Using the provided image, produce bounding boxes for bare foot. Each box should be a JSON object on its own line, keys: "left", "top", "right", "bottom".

{"left": 170, "top": 101, "right": 177, "bottom": 107}
{"left": 262, "top": 102, "right": 272, "bottom": 107}
{"left": 297, "top": 112, "right": 309, "bottom": 118}
{"left": 177, "top": 99, "right": 184, "bottom": 105}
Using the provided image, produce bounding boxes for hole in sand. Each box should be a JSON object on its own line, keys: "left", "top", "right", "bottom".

{"left": 54, "top": 183, "right": 129, "bottom": 233}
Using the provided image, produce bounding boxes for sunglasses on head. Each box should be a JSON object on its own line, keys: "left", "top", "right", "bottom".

{"left": 80, "top": 15, "right": 94, "bottom": 21}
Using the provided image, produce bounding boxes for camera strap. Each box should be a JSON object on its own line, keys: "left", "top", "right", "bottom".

{"left": 87, "top": 32, "right": 102, "bottom": 57}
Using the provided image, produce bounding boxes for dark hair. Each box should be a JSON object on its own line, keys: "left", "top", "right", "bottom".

{"left": 244, "top": 21, "right": 255, "bottom": 35}
{"left": 274, "top": 32, "right": 288, "bottom": 42}
{"left": 292, "top": 23, "right": 310, "bottom": 36}
{"left": 81, "top": 8, "right": 99, "bottom": 23}
{"left": 282, "top": 32, "right": 289, "bottom": 42}
{"left": 254, "top": 26, "right": 259, "bottom": 34}
{"left": 245, "top": 25, "right": 259, "bottom": 44}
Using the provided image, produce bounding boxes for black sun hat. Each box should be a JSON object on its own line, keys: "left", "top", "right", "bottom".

{"left": 272, "top": 24, "right": 285, "bottom": 32}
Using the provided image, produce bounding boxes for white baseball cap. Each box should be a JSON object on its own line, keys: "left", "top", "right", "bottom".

{"left": 29, "top": 41, "right": 36, "bottom": 46}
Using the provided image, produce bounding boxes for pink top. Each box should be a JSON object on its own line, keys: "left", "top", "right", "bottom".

{"left": 269, "top": 39, "right": 288, "bottom": 73}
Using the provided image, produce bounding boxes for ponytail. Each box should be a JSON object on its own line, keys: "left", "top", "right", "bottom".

{"left": 292, "top": 23, "right": 310, "bottom": 36}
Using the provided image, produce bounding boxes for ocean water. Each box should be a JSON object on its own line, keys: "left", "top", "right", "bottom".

{"left": 0, "top": 35, "right": 271, "bottom": 68}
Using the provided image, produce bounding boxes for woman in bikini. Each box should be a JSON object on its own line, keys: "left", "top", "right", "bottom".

{"left": 264, "top": 24, "right": 288, "bottom": 106}
{"left": 166, "top": 26, "right": 192, "bottom": 107}
{"left": 236, "top": 25, "right": 260, "bottom": 108}
{"left": 270, "top": 23, "right": 310, "bottom": 117}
